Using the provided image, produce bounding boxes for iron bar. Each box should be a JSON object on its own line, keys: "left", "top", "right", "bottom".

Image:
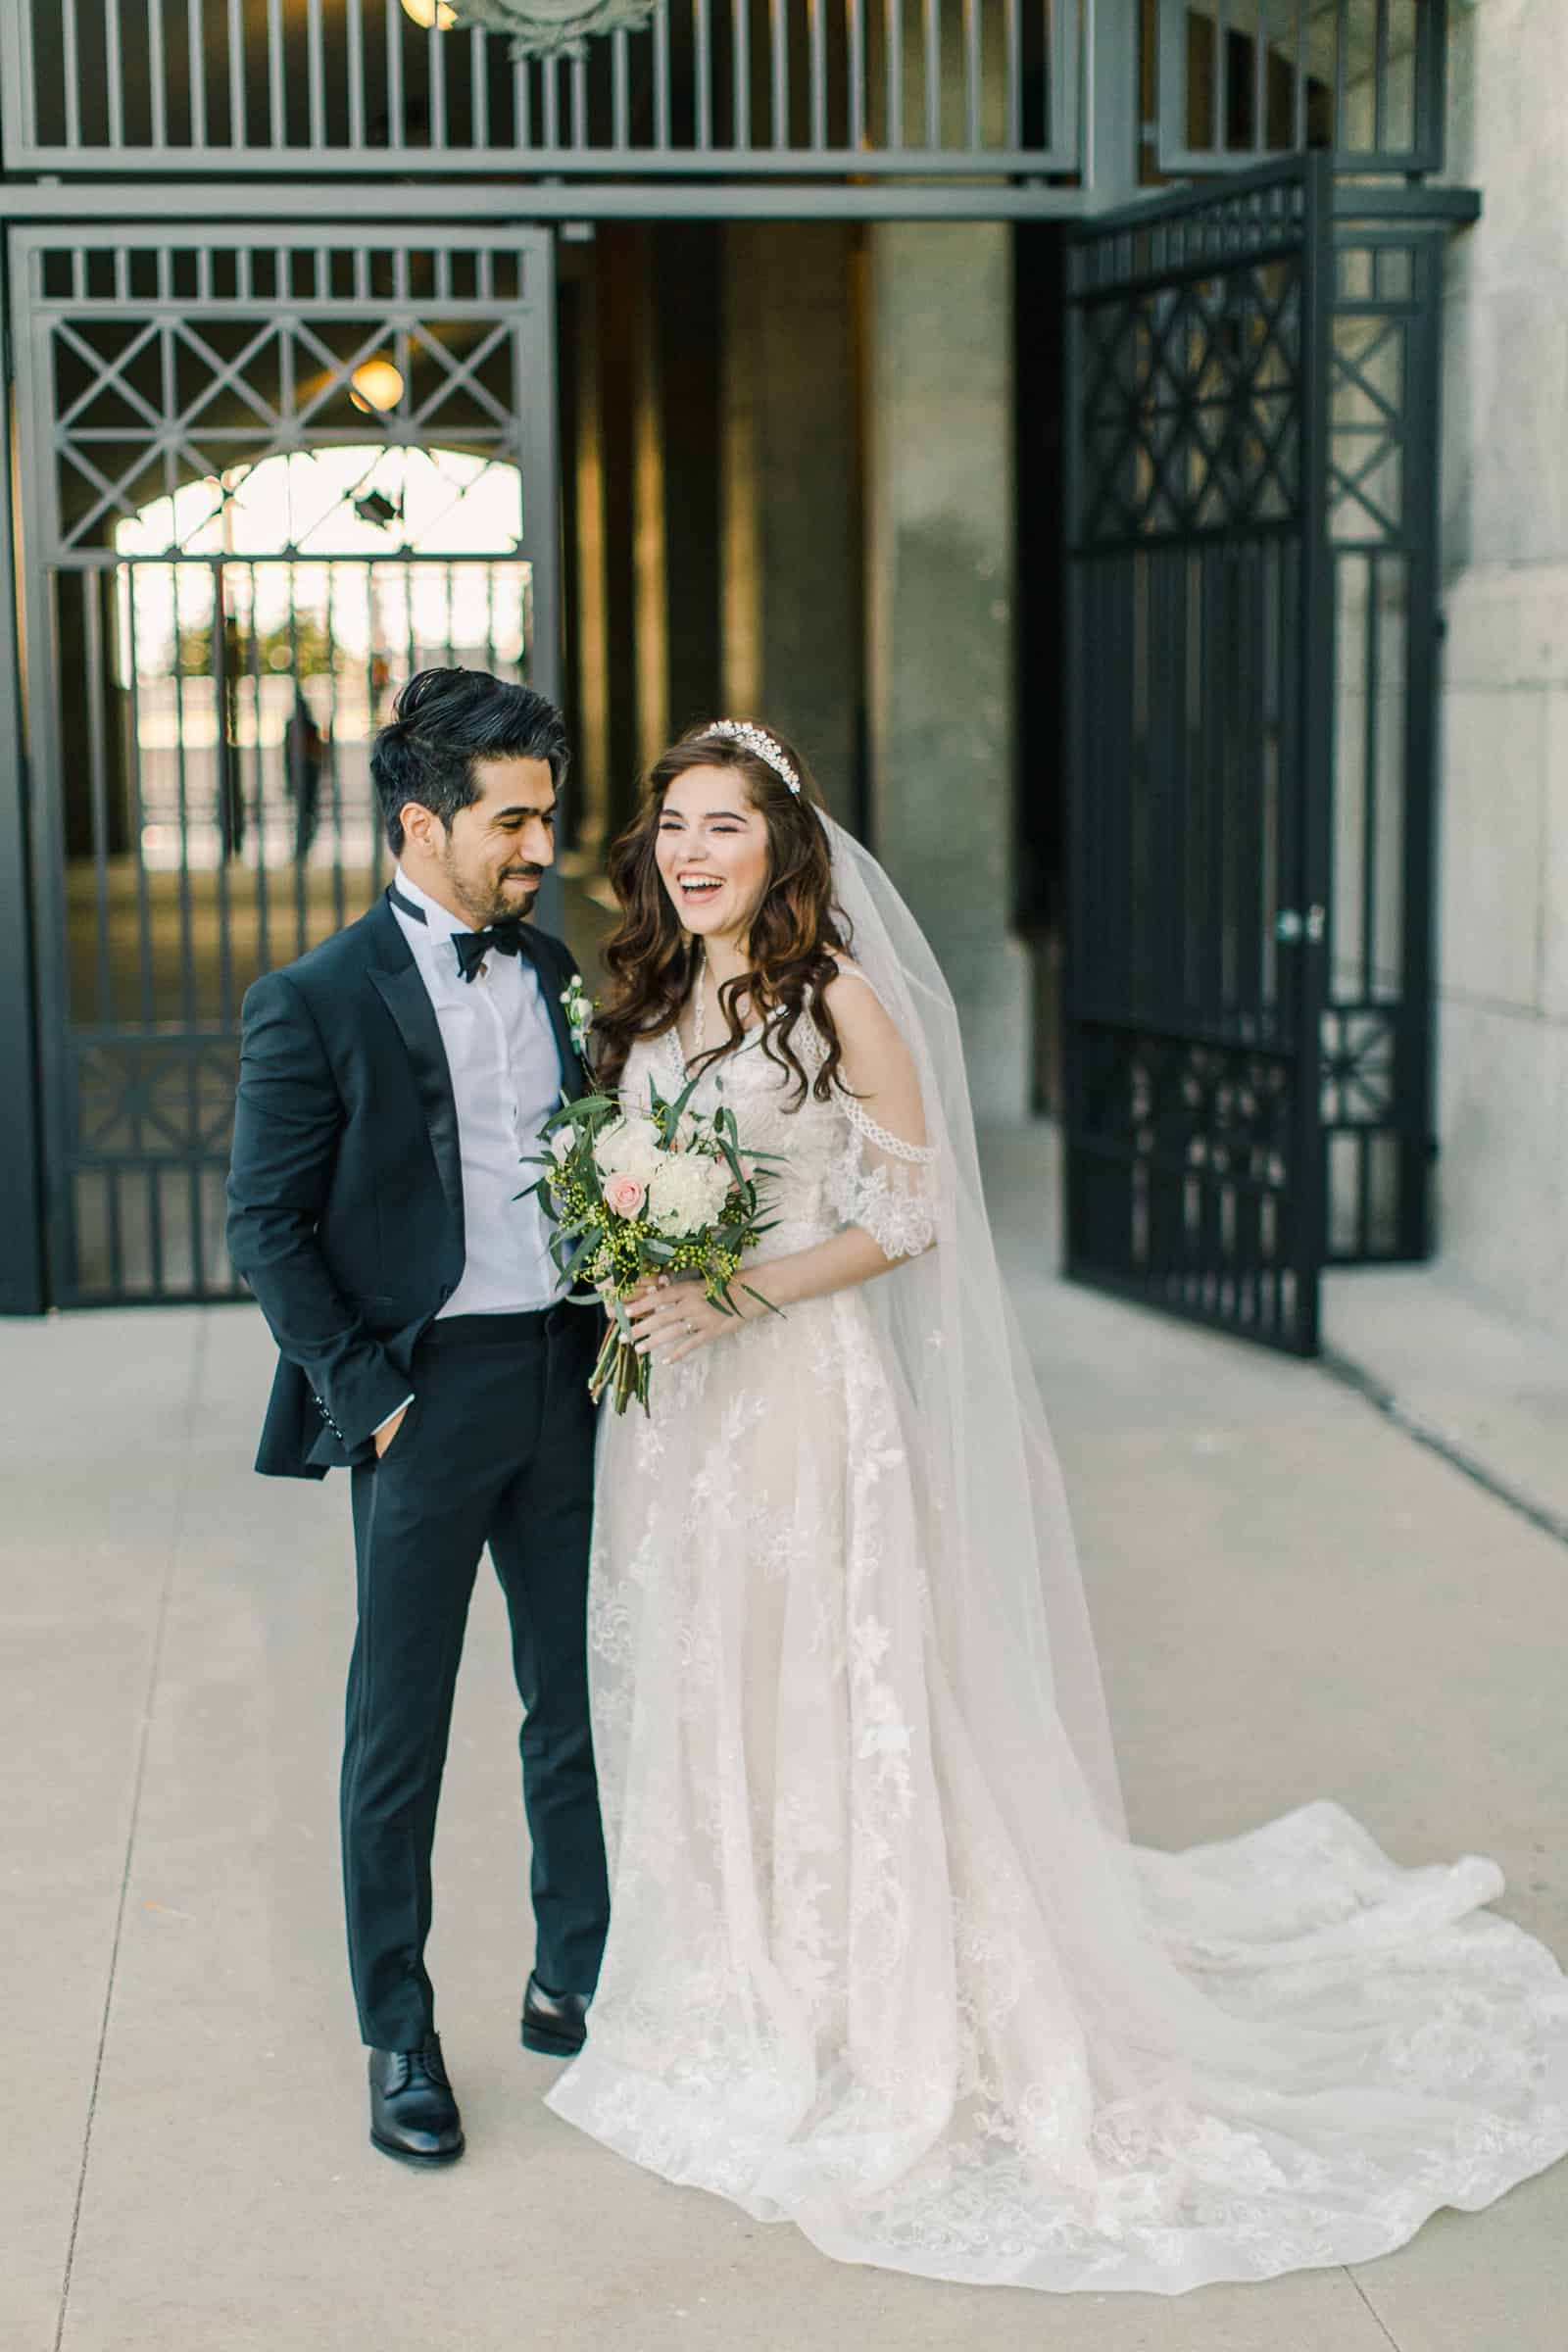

{"left": 105, "top": 0, "right": 124, "bottom": 146}
{"left": 62, "top": 0, "right": 82, "bottom": 149}
{"left": 227, "top": 0, "right": 246, "bottom": 146}
{"left": 347, "top": 0, "right": 368, "bottom": 148}
{"left": 471, "top": 26, "right": 489, "bottom": 148}
{"left": 851, "top": 0, "right": 864, "bottom": 154}
{"left": 147, "top": 0, "right": 169, "bottom": 148}
{"left": 1333, "top": 0, "right": 1348, "bottom": 150}
{"left": 187, "top": 0, "right": 208, "bottom": 148}
{"left": 1004, "top": 0, "right": 1021, "bottom": 153}
{"left": 122, "top": 575, "right": 157, "bottom": 1026}
{"left": 808, "top": 0, "right": 826, "bottom": 148}
{"left": 922, "top": 0, "right": 940, "bottom": 149}
{"left": 386, "top": 0, "right": 404, "bottom": 151}
{"left": 267, "top": 0, "right": 286, "bottom": 146}
{"left": 430, "top": 14, "right": 449, "bottom": 153}
{"left": 325, "top": 564, "right": 346, "bottom": 936}
{"left": 963, "top": 0, "right": 981, "bottom": 150}
{"left": 696, "top": 0, "right": 714, "bottom": 150}
{"left": 885, "top": 0, "right": 904, "bottom": 148}
{"left": 612, "top": 29, "right": 631, "bottom": 149}
{"left": 655, "top": 0, "right": 673, "bottom": 150}
{"left": 287, "top": 565, "right": 308, "bottom": 960}
{"left": 1360, "top": 554, "right": 1379, "bottom": 1003}
{"left": 1373, "top": 0, "right": 1391, "bottom": 153}
{"left": 82, "top": 577, "right": 115, "bottom": 1029}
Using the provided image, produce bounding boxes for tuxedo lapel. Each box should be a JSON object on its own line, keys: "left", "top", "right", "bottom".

{"left": 516, "top": 928, "right": 587, "bottom": 1097}
{"left": 366, "top": 903, "right": 466, "bottom": 1232}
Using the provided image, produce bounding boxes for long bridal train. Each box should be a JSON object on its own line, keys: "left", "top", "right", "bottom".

{"left": 545, "top": 822, "right": 1568, "bottom": 2294}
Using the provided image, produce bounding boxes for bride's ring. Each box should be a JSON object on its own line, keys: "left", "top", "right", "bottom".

{"left": 684, "top": 1317, "right": 697, "bottom": 1336}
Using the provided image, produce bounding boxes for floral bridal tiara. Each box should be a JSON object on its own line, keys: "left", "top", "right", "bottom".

{"left": 705, "top": 719, "right": 801, "bottom": 796}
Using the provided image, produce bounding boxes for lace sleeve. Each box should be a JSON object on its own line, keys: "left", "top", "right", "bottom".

{"left": 808, "top": 967, "right": 940, "bottom": 1262}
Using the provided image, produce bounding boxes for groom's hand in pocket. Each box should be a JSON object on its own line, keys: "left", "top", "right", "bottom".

{"left": 373, "top": 1401, "right": 412, "bottom": 1459}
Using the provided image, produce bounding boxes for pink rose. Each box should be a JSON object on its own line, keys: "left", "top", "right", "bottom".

{"left": 604, "top": 1173, "right": 646, "bottom": 1219}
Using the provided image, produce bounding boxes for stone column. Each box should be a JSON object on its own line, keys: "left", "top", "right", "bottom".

{"left": 865, "top": 222, "right": 1030, "bottom": 1122}
{"left": 720, "top": 225, "right": 862, "bottom": 825}
{"left": 1427, "top": 0, "right": 1568, "bottom": 1329}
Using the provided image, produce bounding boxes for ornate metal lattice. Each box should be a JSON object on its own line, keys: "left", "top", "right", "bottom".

{"left": 11, "top": 227, "right": 558, "bottom": 1303}
{"left": 1077, "top": 248, "right": 1303, "bottom": 545}
{"left": 1318, "top": 217, "right": 1446, "bottom": 1262}
{"left": 1064, "top": 162, "right": 1330, "bottom": 1353}
{"left": 1073, "top": 1028, "right": 1301, "bottom": 1342}
{"left": 1064, "top": 164, "right": 1448, "bottom": 1349}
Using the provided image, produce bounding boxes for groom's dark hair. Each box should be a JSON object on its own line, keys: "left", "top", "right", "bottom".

{"left": 371, "top": 667, "right": 570, "bottom": 854}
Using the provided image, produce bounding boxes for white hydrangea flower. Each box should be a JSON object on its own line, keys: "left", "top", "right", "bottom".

{"left": 646, "top": 1149, "right": 732, "bottom": 1239}
{"left": 592, "top": 1114, "right": 662, "bottom": 1188}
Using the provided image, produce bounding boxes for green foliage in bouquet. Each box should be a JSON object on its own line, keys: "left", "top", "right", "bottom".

{"left": 520, "top": 1065, "right": 785, "bottom": 1415}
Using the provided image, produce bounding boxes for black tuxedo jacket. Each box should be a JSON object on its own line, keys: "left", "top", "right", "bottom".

{"left": 225, "top": 891, "right": 588, "bottom": 1479}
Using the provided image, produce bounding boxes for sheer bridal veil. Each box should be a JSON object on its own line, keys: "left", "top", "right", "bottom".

{"left": 824, "top": 813, "right": 1568, "bottom": 2163}
{"left": 823, "top": 814, "right": 1128, "bottom": 1844}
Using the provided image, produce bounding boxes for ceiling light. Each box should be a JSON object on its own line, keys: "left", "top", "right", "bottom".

{"left": 348, "top": 358, "right": 406, "bottom": 416}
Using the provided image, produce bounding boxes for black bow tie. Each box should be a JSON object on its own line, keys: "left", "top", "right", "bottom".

{"left": 451, "top": 923, "right": 525, "bottom": 982}
{"left": 389, "top": 884, "right": 527, "bottom": 983}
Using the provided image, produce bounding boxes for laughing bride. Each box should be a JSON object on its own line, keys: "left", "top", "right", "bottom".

{"left": 543, "top": 718, "right": 1568, "bottom": 2295}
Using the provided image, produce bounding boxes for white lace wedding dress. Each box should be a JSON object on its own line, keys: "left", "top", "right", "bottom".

{"left": 545, "top": 850, "right": 1568, "bottom": 2295}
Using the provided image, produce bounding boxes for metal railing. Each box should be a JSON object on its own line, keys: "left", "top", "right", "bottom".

{"left": 1157, "top": 0, "right": 1447, "bottom": 177}
{"left": 2, "top": 0, "right": 1081, "bottom": 178}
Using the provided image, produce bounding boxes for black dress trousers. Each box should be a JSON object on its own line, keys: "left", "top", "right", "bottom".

{"left": 340, "top": 1305, "right": 609, "bottom": 2052}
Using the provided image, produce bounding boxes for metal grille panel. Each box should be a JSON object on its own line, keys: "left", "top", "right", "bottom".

{"left": 1063, "top": 162, "right": 1332, "bottom": 1353}
{"left": 3, "top": 0, "right": 1081, "bottom": 179}
{"left": 11, "top": 225, "right": 558, "bottom": 1304}
{"left": 1320, "top": 213, "right": 1445, "bottom": 1262}
{"left": 1156, "top": 0, "right": 1447, "bottom": 177}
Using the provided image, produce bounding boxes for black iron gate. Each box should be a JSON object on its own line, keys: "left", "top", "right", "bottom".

{"left": 1063, "top": 160, "right": 1334, "bottom": 1353}
{"left": 1063, "top": 156, "right": 1454, "bottom": 1354}
{"left": 8, "top": 224, "right": 558, "bottom": 1304}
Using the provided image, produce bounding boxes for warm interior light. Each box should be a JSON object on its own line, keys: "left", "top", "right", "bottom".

{"left": 400, "top": 0, "right": 459, "bottom": 27}
{"left": 349, "top": 358, "right": 406, "bottom": 415}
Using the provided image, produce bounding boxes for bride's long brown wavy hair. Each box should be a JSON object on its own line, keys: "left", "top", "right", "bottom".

{"left": 595, "top": 722, "right": 854, "bottom": 1106}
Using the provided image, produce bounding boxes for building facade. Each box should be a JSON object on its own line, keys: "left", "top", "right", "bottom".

{"left": 5, "top": 4, "right": 1547, "bottom": 1353}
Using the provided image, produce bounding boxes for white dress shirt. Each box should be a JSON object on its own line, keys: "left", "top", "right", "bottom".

{"left": 390, "top": 864, "right": 563, "bottom": 1319}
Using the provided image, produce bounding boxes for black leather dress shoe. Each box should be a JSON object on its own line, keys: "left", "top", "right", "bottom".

{"left": 520, "top": 1971, "right": 591, "bottom": 2057}
{"left": 368, "top": 2034, "right": 465, "bottom": 2166}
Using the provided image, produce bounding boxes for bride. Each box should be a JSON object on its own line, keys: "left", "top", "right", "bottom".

{"left": 544, "top": 719, "right": 1568, "bottom": 2294}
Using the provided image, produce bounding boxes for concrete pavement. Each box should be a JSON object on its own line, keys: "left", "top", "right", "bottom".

{"left": 6, "top": 1127, "right": 1568, "bottom": 2351}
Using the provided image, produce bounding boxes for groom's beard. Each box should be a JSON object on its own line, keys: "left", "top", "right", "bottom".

{"left": 444, "top": 851, "right": 544, "bottom": 929}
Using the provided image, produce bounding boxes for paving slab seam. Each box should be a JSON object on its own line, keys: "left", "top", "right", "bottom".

{"left": 49, "top": 1313, "right": 209, "bottom": 2352}
{"left": 1320, "top": 1347, "right": 1568, "bottom": 1552}
{"left": 1344, "top": 2267, "right": 1406, "bottom": 2351}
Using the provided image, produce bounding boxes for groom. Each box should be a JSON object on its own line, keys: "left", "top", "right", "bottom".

{"left": 225, "top": 667, "right": 609, "bottom": 2168}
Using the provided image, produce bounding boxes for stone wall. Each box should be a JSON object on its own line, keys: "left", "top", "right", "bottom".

{"left": 1432, "top": 0, "right": 1568, "bottom": 1325}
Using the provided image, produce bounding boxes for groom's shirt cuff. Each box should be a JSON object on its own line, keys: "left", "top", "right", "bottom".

{"left": 371, "top": 1395, "right": 415, "bottom": 1436}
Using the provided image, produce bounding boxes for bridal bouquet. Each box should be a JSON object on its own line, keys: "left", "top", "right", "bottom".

{"left": 524, "top": 1059, "right": 781, "bottom": 1416}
